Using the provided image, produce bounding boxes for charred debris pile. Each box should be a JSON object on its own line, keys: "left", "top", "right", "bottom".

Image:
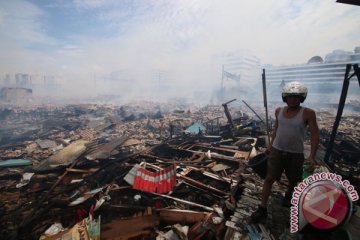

{"left": 0, "top": 101, "right": 359, "bottom": 240}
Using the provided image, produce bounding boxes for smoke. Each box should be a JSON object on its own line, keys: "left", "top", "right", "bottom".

{"left": 0, "top": 0, "right": 359, "bottom": 104}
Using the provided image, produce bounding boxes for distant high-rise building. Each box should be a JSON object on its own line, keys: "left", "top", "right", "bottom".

{"left": 211, "top": 50, "right": 262, "bottom": 101}
{"left": 15, "top": 73, "right": 31, "bottom": 87}
{"left": 4, "top": 74, "right": 11, "bottom": 86}
{"left": 222, "top": 50, "right": 261, "bottom": 85}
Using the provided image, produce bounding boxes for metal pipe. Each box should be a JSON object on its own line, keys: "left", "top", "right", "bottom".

{"left": 262, "top": 69, "right": 271, "bottom": 146}
{"left": 241, "top": 99, "right": 265, "bottom": 124}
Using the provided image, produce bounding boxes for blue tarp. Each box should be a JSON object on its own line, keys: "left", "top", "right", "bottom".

{"left": 184, "top": 122, "right": 206, "bottom": 134}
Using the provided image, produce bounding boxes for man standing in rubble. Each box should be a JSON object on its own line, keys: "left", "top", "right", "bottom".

{"left": 251, "top": 81, "right": 319, "bottom": 223}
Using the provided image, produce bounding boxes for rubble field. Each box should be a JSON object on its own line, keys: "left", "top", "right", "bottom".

{"left": 0, "top": 101, "right": 359, "bottom": 240}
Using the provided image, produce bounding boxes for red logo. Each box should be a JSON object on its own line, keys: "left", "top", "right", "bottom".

{"left": 300, "top": 181, "right": 350, "bottom": 230}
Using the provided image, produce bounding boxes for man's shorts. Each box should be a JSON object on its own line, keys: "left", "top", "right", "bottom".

{"left": 266, "top": 148, "right": 304, "bottom": 183}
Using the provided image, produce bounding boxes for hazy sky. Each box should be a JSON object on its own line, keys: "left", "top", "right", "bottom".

{"left": 0, "top": 0, "right": 359, "bottom": 100}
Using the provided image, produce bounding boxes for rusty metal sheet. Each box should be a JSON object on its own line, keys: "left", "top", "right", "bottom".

{"left": 35, "top": 140, "right": 88, "bottom": 170}
{"left": 85, "top": 136, "right": 128, "bottom": 160}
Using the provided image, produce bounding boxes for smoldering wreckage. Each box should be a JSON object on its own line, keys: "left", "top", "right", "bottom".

{"left": 0, "top": 99, "right": 360, "bottom": 240}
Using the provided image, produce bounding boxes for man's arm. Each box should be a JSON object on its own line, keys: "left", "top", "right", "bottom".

{"left": 305, "top": 108, "right": 320, "bottom": 166}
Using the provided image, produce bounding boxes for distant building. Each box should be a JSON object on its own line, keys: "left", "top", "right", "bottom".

{"left": 4, "top": 74, "right": 11, "bottom": 86}
{"left": 223, "top": 50, "right": 261, "bottom": 84}
{"left": 1, "top": 72, "right": 66, "bottom": 98}
{"left": 265, "top": 47, "right": 360, "bottom": 103}
{"left": 0, "top": 87, "right": 33, "bottom": 103}
{"left": 212, "top": 50, "right": 262, "bottom": 101}
{"left": 15, "top": 73, "right": 31, "bottom": 87}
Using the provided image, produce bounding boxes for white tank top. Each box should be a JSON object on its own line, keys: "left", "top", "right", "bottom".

{"left": 272, "top": 107, "right": 306, "bottom": 153}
